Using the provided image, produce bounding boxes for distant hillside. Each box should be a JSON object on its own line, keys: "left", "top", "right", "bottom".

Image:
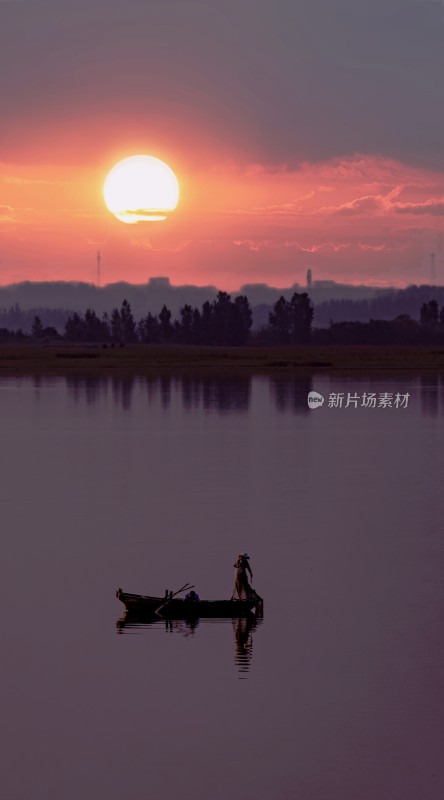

{"left": 252, "top": 284, "right": 444, "bottom": 329}
{"left": 0, "top": 278, "right": 219, "bottom": 320}
{"left": 313, "top": 284, "right": 444, "bottom": 327}
{"left": 0, "top": 277, "right": 387, "bottom": 319}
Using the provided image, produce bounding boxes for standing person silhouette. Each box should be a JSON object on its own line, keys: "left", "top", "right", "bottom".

{"left": 233, "top": 553, "right": 253, "bottom": 599}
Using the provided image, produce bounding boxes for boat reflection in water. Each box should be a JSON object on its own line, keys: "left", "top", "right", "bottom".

{"left": 116, "top": 612, "right": 263, "bottom": 677}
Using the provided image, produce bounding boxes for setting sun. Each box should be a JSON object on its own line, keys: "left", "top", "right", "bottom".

{"left": 103, "top": 155, "right": 179, "bottom": 223}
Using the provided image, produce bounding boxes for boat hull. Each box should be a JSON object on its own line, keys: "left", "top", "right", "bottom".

{"left": 116, "top": 589, "right": 262, "bottom": 618}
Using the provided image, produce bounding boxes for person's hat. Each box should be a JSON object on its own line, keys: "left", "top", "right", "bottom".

{"left": 242, "top": 553, "right": 250, "bottom": 559}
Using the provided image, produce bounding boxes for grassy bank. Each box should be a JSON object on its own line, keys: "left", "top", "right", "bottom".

{"left": 1, "top": 343, "right": 444, "bottom": 375}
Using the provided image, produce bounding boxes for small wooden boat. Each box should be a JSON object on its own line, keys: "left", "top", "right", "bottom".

{"left": 116, "top": 588, "right": 263, "bottom": 618}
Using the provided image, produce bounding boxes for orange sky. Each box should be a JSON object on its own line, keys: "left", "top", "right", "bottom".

{"left": 1, "top": 153, "right": 444, "bottom": 289}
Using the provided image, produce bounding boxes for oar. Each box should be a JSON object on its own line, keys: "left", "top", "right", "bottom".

{"left": 155, "top": 583, "right": 195, "bottom": 615}
{"left": 172, "top": 582, "right": 193, "bottom": 597}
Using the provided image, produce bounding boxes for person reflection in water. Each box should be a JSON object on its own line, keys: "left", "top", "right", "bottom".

{"left": 233, "top": 617, "right": 255, "bottom": 674}
{"left": 233, "top": 553, "right": 253, "bottom": 599}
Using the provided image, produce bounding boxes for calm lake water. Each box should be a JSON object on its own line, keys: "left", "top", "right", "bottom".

{"left": 2, "top": 372, "right": 444, "bottom": 800}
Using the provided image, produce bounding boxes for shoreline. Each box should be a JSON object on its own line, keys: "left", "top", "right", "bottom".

{"left": 1, "top": 343, "right": 444, "bottom": 375}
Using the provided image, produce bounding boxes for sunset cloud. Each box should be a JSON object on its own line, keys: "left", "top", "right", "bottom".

{"left": 358, "top": 242, "right": 409, "bottom": 252}
{"left": 333, "top": 196, "right": 382, "bottom": 216}
{"left": 2, "top": 176, "right": 68, "bottom": 187}
{"left": 322, "top": 185, "right": 444, "bottom": 219}
{"left": 233, "top": 239, "right": 351, "bottom": 254}
{"left": 391, "top": 199, "right": 444, "bottom": 216}
{"left": 130, "top": 239, "right": 192, "bottom": 253}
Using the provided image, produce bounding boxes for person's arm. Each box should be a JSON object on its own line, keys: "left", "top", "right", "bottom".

{"left": 247, "top": 563, "right": 253, "bottom": 579}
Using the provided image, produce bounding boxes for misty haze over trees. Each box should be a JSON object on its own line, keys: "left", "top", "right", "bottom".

{"left": 3, "top": 291, "right": 444, "bottom": 346}
{"left": 0, "top": 276, "right": 383, "bottom": 323}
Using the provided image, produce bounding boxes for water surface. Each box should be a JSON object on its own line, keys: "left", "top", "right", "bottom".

{"left": 2, "top": 372, "right": 444, "bottom": 800}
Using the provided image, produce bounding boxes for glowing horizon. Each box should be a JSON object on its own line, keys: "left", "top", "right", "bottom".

{"left": 1, "top": 152, "right": 444, "bottom": 289}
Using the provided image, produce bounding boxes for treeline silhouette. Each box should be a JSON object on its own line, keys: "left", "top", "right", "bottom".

{"left": 63, "top": 292, "right": 254, "bottom": 345}
{"left": 61, "top": 291, "right": 314, "bottom": 345}
{"left": 3, "top": 292, "right": 444, "bottom": 346}
{"left": 311, "top": 301, "right": 444, "bottom": 345}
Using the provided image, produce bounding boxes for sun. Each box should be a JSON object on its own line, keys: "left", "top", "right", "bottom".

{"left": 103, "top": 155, "right": 179, "bottom": 223}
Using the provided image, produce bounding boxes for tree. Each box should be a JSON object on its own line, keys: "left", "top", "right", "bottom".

{"left": 120, "top": 299, "right": 137, "bottom": 342}
{"left": 64, "top": 313, "right": 84, "bottom": 341}
{"left": 31, "top": 315, "right": 44, "bottom": 339}
{"left": 268, "top": 292, "right": 313, "bottom": 344}
{"left": 232, "top": 295, "right": 252, "bottom": 345}
{"left": 138, "top": 312, "right": 160, "bottom": 343}
{"left": 159, "top": 304, "right": 173, "bottom": 343}
{"left": 192, "top": 308, "right": 202, "bottom": 344}
{"left": 200, "top": 301, "right": 214, "bottom": 345}
{"left": 102, "top": 312, "right": 110, "bottom": 340}
{"left": 212, "top": 291, "right": 232, "bottom": 345}
{"left": 268, "top": 296, "right": 292, "bottom": 343}
{"left": 178, "top": 304, "right": 195, "bottom": 344}
{"left": 289, "top": 291, "right": 313, "bottom": 343}
{"left": 84, "top": 308, "right": 109, "bottom": 342}
{"left": 420, "top": 299, "right": 438, "bottom": 327}
{"left": 42, "top": 326, "right": 60, "bottom": 340}
{"left": 111, "top": 307, "right": 123, "bottom": 342}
